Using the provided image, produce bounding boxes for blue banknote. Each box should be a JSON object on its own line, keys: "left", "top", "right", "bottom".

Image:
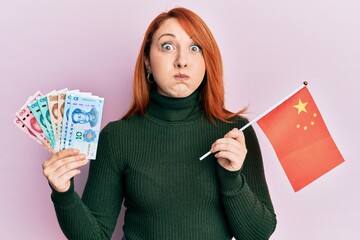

{"left": 60, "top": 93, "right": 76, "bottom": 150}
{"left": 60, "top": 90, "right": 89, "bottom": 150}
{"left": 65, "top": 94, "right": 104, "bottom": 159}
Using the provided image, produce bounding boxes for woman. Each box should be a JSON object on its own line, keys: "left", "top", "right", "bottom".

{"left": 43, "top": 7, "right": 277, "bottom": 240}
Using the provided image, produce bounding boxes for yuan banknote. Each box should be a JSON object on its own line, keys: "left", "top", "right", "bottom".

{"left": 15, "top": 89, "right": 103, "bottom": 157}
{"left": 65, "top": 94, "right": 104, "bottom": 159}
{"left": 60, "top": 91, "right": 90, "bottom": 150}
{"left": 28, "top": 98, "right": 55, "bottom": 148}
{"left": 37, "top": 94, "right": 56, "bottom": 148}
{"left": 47, "top": 89, "right": 67, "bottom": 151}
{"left": 60, "top": 91, "right": 81, "bottom": 150}
{"left": 47, "top": 92, "right": 59, "bottom": 144}
{"left": 14, "top": 116, "right": 53, "bottom": 152}
{"left": 16, "top": 93, "right": 53, "bottom": 151}
{"left": 57, "top": 91, "right": 67, "bottom": 148}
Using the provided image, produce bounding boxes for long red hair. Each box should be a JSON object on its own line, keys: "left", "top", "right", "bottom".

{"left": 123, "top": 7, "right": 245, "bottom": 122}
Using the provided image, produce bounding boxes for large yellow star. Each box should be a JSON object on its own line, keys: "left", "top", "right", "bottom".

{"left": 293, "top": 99, "right": 308, "bottom": 115}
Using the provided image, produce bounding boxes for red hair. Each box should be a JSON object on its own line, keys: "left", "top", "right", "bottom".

{"left": 123, "top": 7, "right": 245, "bottom": 122}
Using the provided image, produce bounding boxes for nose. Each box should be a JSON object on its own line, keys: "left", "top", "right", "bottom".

{"left": 174, "top": 50, "right": 187, "bottom": 69}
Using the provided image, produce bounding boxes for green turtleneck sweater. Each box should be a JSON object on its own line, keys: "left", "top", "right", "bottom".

{"left": 51, "top": 90, "right": 276, "bottom": 240}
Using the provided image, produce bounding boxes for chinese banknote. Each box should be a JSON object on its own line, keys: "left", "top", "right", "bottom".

{"left": 14, "top": 89, "right": 104, "bottom": 159}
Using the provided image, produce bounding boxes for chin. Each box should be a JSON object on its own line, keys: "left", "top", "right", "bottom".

{"left": 173, "top": 91, "right": 193, "bottom": 98}
{"left": 159, "top": 88, "right": 193, "bottom": 98}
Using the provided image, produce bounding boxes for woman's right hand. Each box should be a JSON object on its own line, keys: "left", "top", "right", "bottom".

{"left": 42, "top": 148, "right": 89, "bottom": 192}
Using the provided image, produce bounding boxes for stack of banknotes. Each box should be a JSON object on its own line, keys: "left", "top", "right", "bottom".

{"left": 14, "top": 89, "right": 104, "bottom": 159}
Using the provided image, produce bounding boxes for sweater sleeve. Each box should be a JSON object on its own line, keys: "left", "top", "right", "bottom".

{"left": 51, "top": 123, "right": 124, "bottom": 240}
{"left": 216, "top": 123, "right": 277, "bottom": 240}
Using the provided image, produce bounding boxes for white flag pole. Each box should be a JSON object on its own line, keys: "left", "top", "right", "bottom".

{"left": 199, "top": 81, "right": 308, "bottom": 161}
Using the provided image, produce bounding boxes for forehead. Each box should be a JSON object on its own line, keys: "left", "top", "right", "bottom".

{"left": 153, "top": 18, "right": 190, "bottom": 39}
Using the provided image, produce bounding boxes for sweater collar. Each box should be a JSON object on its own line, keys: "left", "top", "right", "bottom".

{"left": 146, "top": 90, "right": 202, "bottom": 122}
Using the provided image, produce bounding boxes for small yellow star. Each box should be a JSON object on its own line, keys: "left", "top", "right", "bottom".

{"left": 313, "top": 113, "right": 317, "bottom": 117}
{"left": 303, "top": 126, "right": 308, "bottom": 130}
{"left": 311, "top": 121, "right": 315, "bottom": 126}
{"left": 296, "top": 124, "right": 301, "bottom": 128}
{"left": 294, "top": 99, "right": 308, "bottom": 115}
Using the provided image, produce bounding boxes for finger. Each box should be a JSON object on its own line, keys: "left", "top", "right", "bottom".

{"left": 215, "top": 146, "right": 247, "bottom": 161}
{"left": 48, "top": 159, "right": 88, "bottom": 182}
{"left": 49, "top": 169, "right": 83, "bottom": 192}
{"left": 217, "top": 159, "right": 243, "bottom": 172}
{"left": 60, "top": 169, "right": 82, "bottom": 182}
{"left": 43, "top": 148, "right": 80, "bottom": 168}
{"left": 211, "top": 137, "right": 247, "bottom": 162}
{"left": 225, "top": 128, "right": 245, "bottom": 143}
{"left": 216, "top": 151, "right": 245, "bottom": 172}
{"left": 215, "top": 150, "right": 238, "bottom": 160}
{"left": 211, "top": 138, "right": 242, "bottom": 153}
{"left": 43, "top": 154, "right": 87, "bottom": 178}
{"left": 224, "top": 128, "right": 238, "bottom": 137}
{"left": 213, "top": 145, "right": 245, "bottom": 163}
{"left": 51, "top": 154, "right": 87, "bottom": 171}
{"left": 235, "top": 130, "right": 245, "bottom": 144}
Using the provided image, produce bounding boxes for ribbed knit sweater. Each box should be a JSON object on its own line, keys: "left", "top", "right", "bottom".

{"left": 51, "top": 90, "right": 277, "bottom": 240}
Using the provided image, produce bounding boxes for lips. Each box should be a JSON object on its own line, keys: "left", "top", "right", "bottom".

{"left": 174, "top": 73, "right": 189, "bottom": 80}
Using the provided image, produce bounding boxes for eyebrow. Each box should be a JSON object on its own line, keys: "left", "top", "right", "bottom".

{"left": 157, "top": 33, "right": 176, "bottom": 41}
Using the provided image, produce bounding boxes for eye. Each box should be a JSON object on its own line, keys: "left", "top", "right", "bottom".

{"left": 190, "top": 44, "right": 202, "bottom": 52}
{"left": 161, "top": 42, "right": 175, "bottom": 51}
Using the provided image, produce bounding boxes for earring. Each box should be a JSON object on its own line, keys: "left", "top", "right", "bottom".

{"left": 147, "top": 71, "right": 154, "bottom": 83}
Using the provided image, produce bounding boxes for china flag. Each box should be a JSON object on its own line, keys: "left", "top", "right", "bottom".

{"left": 257, "top": 86, "right": 344, "bottom": 192}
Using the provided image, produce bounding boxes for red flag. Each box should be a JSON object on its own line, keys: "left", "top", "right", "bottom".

{"left": 257, "top": 86, "right": 344, "bottom": 192}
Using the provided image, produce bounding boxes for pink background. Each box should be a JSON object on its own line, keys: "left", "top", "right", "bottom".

{"left": 1, "top": 0, "right": 359, "bottom": 239}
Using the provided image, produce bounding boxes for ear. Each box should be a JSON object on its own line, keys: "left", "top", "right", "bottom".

{"left": 144, "top": 58, "right": 151, "bottom": 73}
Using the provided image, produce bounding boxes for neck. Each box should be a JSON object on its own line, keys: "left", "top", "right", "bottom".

{"left": 146, "top": 90, "right": 202, "bottom": 122}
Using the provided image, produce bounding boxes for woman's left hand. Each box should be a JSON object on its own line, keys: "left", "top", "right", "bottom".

{"left": 211, "top": 128, "right": 247, "bottom": 171}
